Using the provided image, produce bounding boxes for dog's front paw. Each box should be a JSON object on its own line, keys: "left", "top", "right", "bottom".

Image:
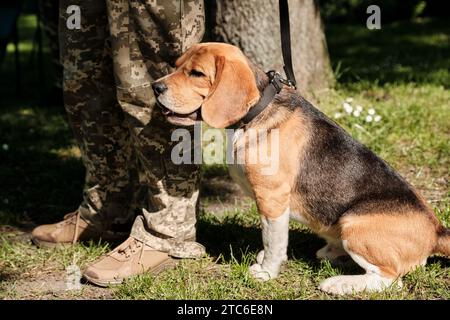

{"left": 256, "top": 250, "right": 265, "bottom": 264}
{"left": 249, "top": 263, "right": 276, "bottom": 281}
{"left": 256, "top": 250, "right": 288, "bottom": 265}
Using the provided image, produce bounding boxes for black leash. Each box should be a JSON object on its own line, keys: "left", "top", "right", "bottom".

{"left": 240, "top": 0, "right": 296, "bottom": 125}
{"left": 279, "top": 0, "right": 297, "bottom": 88}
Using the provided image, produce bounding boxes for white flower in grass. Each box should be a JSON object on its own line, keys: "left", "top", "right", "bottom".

{"left": 368, "top": 108, "right": 376, "bottom": 115}
{"left": 334, "top": 112, "right": 343, "bottom": 119}
{"left": 346, "top": 97, "right": 354, "bottom": 103}
{"left": 356, "top": 105, "right": 363, "bottom": 112}
{"left": 2, "top": 144, "right": 8, "bottom": 151}
{"left": 343, "top": 102, "right": 353, "bottom": 114}
{"left": 374, "top": 115, "right": 382, "bottom": 122}
{"left": 365, "top": 115, "right": 373, "bottom": 123}
{"left": 353, "top": 110, "right": 361, "bottom": 117}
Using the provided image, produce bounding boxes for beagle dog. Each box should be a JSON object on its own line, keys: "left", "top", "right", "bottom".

{"left": 151, "top": 43, "right": 450, "bottom": 295}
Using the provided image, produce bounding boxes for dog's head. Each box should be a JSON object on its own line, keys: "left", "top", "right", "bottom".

{"left": 152, "top": 43, "right": 260, "bottom": 128}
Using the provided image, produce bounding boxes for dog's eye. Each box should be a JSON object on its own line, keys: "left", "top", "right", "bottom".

{"left": 189, "top": 69, "right": 205, "bottom": 78}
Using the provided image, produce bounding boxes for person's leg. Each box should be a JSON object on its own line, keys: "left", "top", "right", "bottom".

{"left": 32, "top": 0, "right": 137, "bottom": 247}
{"left": 83, "top": 0, "right": 206, "bottom": 286}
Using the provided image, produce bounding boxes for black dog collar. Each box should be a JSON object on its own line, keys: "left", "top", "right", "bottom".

{"left": 239, "top": 70, "right": 295, "bottom": 126}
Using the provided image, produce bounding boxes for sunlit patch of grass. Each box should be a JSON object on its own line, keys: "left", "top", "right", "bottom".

{"left": 436, "top": 205, "right": 450, "bottom": 228}
{"left": 317, "top": 83, "right": 450, "bottom": 180}
{"left": 50, "top": 146, "right": 82, "bottom": 159}
{"left": 0, "top": 237, "right": 110, "bottom": 280}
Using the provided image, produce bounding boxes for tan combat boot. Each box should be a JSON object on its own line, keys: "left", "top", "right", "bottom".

{"left": 83, "top": 237, "right": 177, "bottom": 287}
{"left": 31, "top": 211, "right": 127, "bottom": 248}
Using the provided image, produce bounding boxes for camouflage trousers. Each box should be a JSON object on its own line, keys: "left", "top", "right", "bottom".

{"left": 59, "top": 0, "right": 205, "bottom": 258}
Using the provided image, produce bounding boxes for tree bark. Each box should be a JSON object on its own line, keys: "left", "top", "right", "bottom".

{"left": 205, "top": 0, "right": 334, "bottom": 96}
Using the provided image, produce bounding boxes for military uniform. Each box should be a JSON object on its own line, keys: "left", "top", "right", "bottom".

{"left": 56, "top": 0, "right": 205, "bottom": 258}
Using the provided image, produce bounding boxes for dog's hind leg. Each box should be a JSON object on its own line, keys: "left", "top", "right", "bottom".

{"left": 319, "top": 240, "right": 400, "bottom": 295}
{"left": 316, "top": 239, "right": 348, "bottom": 261}
{"left": 319, "top": 212, "right": 436, "bottom": 295}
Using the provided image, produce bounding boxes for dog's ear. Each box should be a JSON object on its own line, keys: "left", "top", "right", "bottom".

{"left": 201, "top": 56, "right": 260, "bottom": 128}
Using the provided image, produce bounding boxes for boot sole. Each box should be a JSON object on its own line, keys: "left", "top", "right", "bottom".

{"left": 31, "top": 237, "right": 74, "bottom": 249}
{"left": 82, "top": 258, "right": 179, "bottom": 288}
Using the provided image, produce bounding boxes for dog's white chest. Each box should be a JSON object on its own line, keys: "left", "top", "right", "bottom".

{"left": 227, "top": 129, "right": 255, "bottom": 199}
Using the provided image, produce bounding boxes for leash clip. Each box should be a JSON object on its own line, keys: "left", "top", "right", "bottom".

{"left": 266, "top": 70, "right": 296, "bottom": 93}
{"left": 281, "top": 78, "right": 296, "bottom": 89}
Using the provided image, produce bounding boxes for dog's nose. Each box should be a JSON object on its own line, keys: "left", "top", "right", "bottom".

{"left": 152, "top": 82, "right": 168, "bottom": 96}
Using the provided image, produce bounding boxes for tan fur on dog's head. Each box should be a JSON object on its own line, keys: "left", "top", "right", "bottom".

{"left": 152, "top": 43, "right": 260, "bottom": 128}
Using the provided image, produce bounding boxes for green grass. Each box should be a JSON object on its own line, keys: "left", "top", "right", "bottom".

{"left": 0, "top": 16, "right": 449, "bottom": 299}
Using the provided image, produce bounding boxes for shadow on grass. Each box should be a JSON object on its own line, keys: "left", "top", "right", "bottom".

{"left": 200, "top": 179, "right": 239, "bottom": 203}
{"left": 326, "top": 18, "right": 450, "bottom": 86}
{"left": 197, "top": 213, "right": 323, "bottom": 264}
{"left": 428, "top": 256, "right": 450, "bottom": 268}
{"left": 0, "top": 105, "right": 84, "bottom": 227}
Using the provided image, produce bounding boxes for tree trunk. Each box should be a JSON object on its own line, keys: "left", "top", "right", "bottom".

{"left": 205, "top": 0, "right": 334, "bottom": 97}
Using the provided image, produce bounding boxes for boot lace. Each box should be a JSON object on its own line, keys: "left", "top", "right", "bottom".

{"left": 57, "top": 211, "right": 81, "bottom": 244}
{"left": 117, "top": 238, "right": 144, "bottom": 259}
{"left": 61, "top": 211, "right": 78, "bottom": 225}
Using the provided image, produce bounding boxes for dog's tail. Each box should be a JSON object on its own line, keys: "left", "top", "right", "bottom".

{"left": 435, "top": 227, "right": 450, "bottom": 257}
